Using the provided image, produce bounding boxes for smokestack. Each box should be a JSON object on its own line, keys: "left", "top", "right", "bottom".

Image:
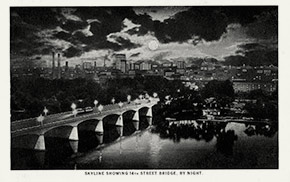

{"left": 65, "top": 61, "right": 68, "bottom": 71}
{"left": 52, "top": 52, "right": 55, "bottom": 79}
{"left": 57, "top": 53, "right": 61, "bottom": 79}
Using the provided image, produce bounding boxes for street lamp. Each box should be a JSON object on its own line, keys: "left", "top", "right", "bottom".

{"left": 111, "top": 98, "right": 115, "bottom": 104}
{"left": 138, "top": 94, "right": 143, "bottom": 100}
{"left": 71, "top": 103, "right": 77, "bottom": 117}
{"left": 94, "top": 100, "right": 98, "bottom": 107}
{"left": 37, "top": 114, "right": 44, "bottom": 126}
{"left": 127, "top": 95, "right": 131, "bottom": 103}
{"left": 145, "top": 93, "right": 149, "bottom": 99}
{"left": 72, "top": 109, "right": 77, "bottom": 117}
{"left": 71, "top": 103, "right": 76, "bottom": 110}
{"left": 118, "top": 102, "right": 123, "bottom": 108}
{"left": 98, "top": 104, "right": 104, "bottom": 113}
{"left": 43, "top": 107, "right": 48, "bottom": 116}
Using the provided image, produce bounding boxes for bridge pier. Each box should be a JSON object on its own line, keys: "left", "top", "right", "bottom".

{"left": 96, "top": 134, "right": 104, "bottom": 144}
{"left": 34, "top": 134, "right": 46, "bottom": 151}
{"left": 69, "top": 141, "right": 78, "bottom": 153}
{"left": 116, "top": 126, "right": 123, "bottom": 137}
{"left": 69, "top": 126, "right": 79, "bottom": 141}
{"left": 95, "top": 120, "right": 104, "bottom": 133}
{"left": 146, "top": 107, "right": 153, "bottom": 117}
{"left": 116, "top": 115, "right": 123, "bottom": 127}
{"left": 132, "top": 111, "right": 140, "bottom": 130}
{"left": 146, "top": 107, "right": 153, "bottom": 126}
{"left": 146, "top": 117, "right": 153, "bottom": 126}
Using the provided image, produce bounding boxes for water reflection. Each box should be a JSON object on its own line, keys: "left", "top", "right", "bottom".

{"left": 216, "top": 130, "right": 237, "bottom": 156}
{"left": 154, "top": 119, "right": 277, "bottom": 157}
{"left": 11, "top": 115, "right": 278, "bottom": 169}
{"left": 244, "top": 123, "right": 277, "bottom": 137}
{"left": 156, "top": 120, "right": 228, "bottom": 143}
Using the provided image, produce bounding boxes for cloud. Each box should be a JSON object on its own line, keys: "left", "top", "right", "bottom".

{"left": 130, "top": 53, "right": 140, "bottom": 57}
{"left": 133, "top": 7, "right": 190, "bottom": 22}
{"left": 63, "top": 46, "right": 83, "bottom": 58}
{"left": 245, "top": 10, "right": 278, "bottom": 41}
{"left": 10, "top": 6, "right": 278, "bottom": 64}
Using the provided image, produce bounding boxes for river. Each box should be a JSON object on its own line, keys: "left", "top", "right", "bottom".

{"left": 11, "top": 116, "right": 278, "bottom": 169}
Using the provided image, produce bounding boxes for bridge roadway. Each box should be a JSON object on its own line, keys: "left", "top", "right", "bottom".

{"left": 11, "top": 98, "right": 158, "bottom": 137}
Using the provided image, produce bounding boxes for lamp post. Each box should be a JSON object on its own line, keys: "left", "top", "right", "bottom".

{"left": 118, "top": 102, "right": 123, "bottom": 108}
{"left": 145, "top": 93, "right": 149, "bottom": 99}
{"left": 98, "top": 104, "right": 104, "bottom": 113}
{"left": 71, "top": 103, "right": 77, "bottom": 117}
{"left": 111, "top": 98, "right": 115, "bottom": 105}
{"left": 138, "top": 94, "right": 143, "bottom": 100}
{"left": 72, "top": 109, "right": 77, "bottom": 117}
{"left": 127, "top": 95, "right": 131, "bottom": 104}
{"left": 71, "top": 103, "right": 76, "bottom": 110}
{"left": 43, "top": 107, "right": 48, "bottom": 116}
{"left": 94, "top": 100, "right": 98, "bottom": 107}
{"left": 37, "top": 114, "right": 44, "bottom": 127}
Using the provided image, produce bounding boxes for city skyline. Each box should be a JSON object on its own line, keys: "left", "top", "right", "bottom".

{"left": 11, "top": 6, "right": 277, "bottom": 67}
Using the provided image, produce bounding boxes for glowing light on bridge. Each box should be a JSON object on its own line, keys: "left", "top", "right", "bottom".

{"left": 94, "top": 100, "right": 98, "bottom": 107}
{"left": 139, "top": 95, "right": 143, "bottom": 100}
{"left": 111, "top": 98, "right": 115, "bottom": 104}
{"left": 43, "top": 107, "right": 48, "bottom": 116}
{"left": 145, "top": 93, "right": 149, "bottom": 99}
{"left": 98, "top": 104, "right": 104, "bottom": 113}
{"left": 36, "top": 114, "right": 44, "bottom": 126}
{"left": 127, "top": 95, "right": 131, "bottom": 103}
{"left": 118, "top": 102, "right": 124, "bottom": 108}
{"left": 71, "top": 103, "right": 76, "bottom": 110}
{"left": 72, "top": 109, "right": 77, "bottom": 117}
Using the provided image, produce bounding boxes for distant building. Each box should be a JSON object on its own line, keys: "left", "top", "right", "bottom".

{"left": 164, "top": 71, "right": 175, "bottom": 77}
{"left": 176, "top": 60, "right": 185, "bottom": 69}
{"left": 120, "top": 60, "right": 127, "bottom": 73}
{"left": 176, "top": 68, "right": 185, "bottom": 74}
{"left": 113, "top": 54, "right": 126, "bottom": 70}
{"left": 200, "top": 61, "right": 215, "bottom": 71}
{"left": 140, "top": 61, "right": 151, "bottom": 71}
{"left": 83, "top": 62, "right": 93, "bottom": 70}
{"left": 233, "top": 80, "right": 277, "bottom": 93}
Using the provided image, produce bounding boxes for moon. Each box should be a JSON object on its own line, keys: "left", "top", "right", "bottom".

{"left": 148, "top": 40, "right": 159, "bottom": 51}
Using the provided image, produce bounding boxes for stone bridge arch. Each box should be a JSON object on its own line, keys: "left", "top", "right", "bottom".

{"left": 121, "top": 109, "right": 139, "bottom": 135}
{"left": 77, "top": 119, "right": 103, "bottom": 133}
{"left": 102, "top": 114, "right": 123, "bottom": 143}
{"left": 44, "top": 125, "right": 78, "bottom": 141}
{"left": 76, "top": 119, "right": 104, "bottom": 150}
{"left": 102, "top": 114, "right": 123, "bottom": 126}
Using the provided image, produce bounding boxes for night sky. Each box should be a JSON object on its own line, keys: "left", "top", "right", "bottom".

{"left": 10, "top": 6, "right": 278, "bottom": 66}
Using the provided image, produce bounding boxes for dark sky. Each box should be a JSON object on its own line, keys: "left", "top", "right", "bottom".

{"left": 10, "top": 6, "right": 277, "bottom": 66}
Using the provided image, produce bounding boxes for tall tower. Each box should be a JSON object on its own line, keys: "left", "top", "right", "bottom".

{"left": 57, "top": 53, "right": 61, "bottom": 79}
{"left": 52, "top": 52, "right": 56, "bottom": 79}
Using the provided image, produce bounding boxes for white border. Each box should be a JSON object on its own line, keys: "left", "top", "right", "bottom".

{"left": 2, "top": 1, "right": 290, "bottom": 182}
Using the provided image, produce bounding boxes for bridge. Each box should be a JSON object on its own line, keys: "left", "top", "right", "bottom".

{"left": 11, "top": 97, "right": 159, "bottom": 151}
